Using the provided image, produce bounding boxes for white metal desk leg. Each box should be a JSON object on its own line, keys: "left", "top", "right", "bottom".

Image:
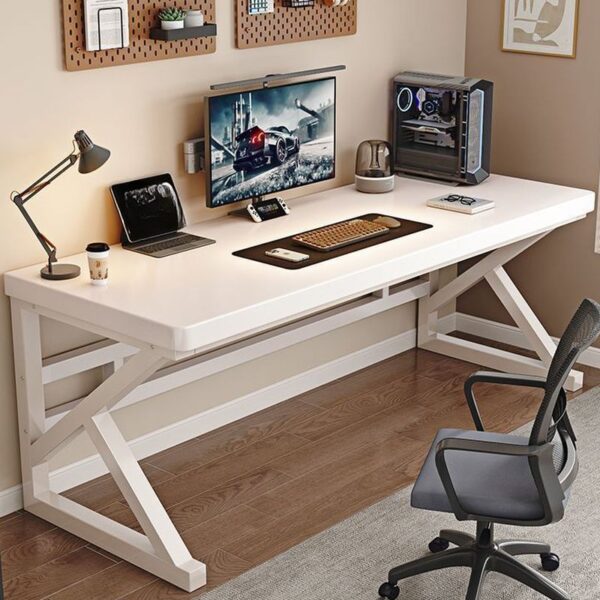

{"left": 418, "top": 270, "right": 440, "bottom": 347}
{"left": 11, "top": 299, "right": 50, "bottom": 507}
{"left": 10, "top": 300, "right": 206, "bottom": 592}
{"left": 418, "top": 235, "right": 584, "bottom": 392}
{"left": 85, "top": 411, "right": 199, "bottom": 565}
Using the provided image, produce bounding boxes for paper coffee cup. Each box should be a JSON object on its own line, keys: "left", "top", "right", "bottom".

{"left": 86, "top": 242, "right": 110, "bottom": 286}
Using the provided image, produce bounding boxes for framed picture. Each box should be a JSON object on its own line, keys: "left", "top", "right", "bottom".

{"left": 502, "top": 0, "right": 580, "bottom": 58}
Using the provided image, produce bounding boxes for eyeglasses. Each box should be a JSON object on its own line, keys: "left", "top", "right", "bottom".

{"left": 444, "top": 194, "right": 477, "bottom": 206}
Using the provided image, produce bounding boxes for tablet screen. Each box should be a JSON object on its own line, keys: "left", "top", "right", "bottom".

{"left": 111, "top": 174, "right": 185, "bottom": 243}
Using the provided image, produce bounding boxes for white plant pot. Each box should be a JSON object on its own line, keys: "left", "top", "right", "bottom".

{"left": 161, "top": 20, "right": 184, "bottom": 30}
{"left": 185, "top": 10, "right": 204, "bottom": 27}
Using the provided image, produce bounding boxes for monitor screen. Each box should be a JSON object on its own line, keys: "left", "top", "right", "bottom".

{"left": 206, "top": 77, "right": 336, "bottom": 208}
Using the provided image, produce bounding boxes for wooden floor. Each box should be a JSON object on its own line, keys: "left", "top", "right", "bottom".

{"left": 2, "top": 344, "right": 599, "bottom": 600}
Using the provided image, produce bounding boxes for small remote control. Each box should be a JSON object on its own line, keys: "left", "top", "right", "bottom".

{"left": 265, "top": 248, "right": 310, "bottom": 263}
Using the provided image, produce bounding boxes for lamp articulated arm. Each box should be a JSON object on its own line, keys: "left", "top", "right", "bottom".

{"left": 9, "top": 130, "right": 110, "bottom": 281}
{"left": 11, "top": 153, "right": 78, "bottom": 267}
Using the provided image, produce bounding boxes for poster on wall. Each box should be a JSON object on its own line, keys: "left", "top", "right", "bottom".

{"left": 502, "top": 0, "right": 580, "bottom": 58}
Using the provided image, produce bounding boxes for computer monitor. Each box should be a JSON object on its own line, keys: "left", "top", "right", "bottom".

{"left": 205, "top": 77, "right": 336, "bottom": 208}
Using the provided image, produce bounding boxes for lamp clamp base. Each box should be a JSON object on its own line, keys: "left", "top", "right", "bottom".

{"left": 41, "top": 263, "right": 81, "bottom": 281}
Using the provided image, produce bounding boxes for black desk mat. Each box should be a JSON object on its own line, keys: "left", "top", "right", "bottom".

{"left": 233, "top": 214, "right": 433, "bottom": 270}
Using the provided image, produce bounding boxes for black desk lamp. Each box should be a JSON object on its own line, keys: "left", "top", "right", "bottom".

{"left": 11, "top": 131, "right": 110, "bottom": 280}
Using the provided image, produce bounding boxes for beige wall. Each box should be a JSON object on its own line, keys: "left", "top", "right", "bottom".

{"left": 0, "top": 2, "right": 467, "bottom": 493}
{"left": 460, "top": 0, "right": 600, "bottom": 334}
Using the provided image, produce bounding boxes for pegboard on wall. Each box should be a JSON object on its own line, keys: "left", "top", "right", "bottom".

{"left": 62, "top": 0, "right": 216, "bottom": 71}
{"left": 236, "top": 0, "right": 357, "bottom": 49}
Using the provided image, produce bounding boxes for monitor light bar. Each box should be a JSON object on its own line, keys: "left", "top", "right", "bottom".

{"left": 210, "top": 65, "right": 346, "bottom": 92}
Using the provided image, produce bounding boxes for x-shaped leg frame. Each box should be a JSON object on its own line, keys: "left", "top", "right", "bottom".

{"left": 11, "top": 299, "right": 206, "bottom": 592}
{"left": 418, "top": 233, "right": 584, "bottom": 392}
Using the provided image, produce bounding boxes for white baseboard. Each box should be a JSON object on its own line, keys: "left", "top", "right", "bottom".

{"left": 1, "top": 317, "right": 456, "bottom": 517}
{"left": 455, "top": 312, "right": 600, "bottom": 369}
{"left": 0, "top": 484, "right": 26, "bottom": 517}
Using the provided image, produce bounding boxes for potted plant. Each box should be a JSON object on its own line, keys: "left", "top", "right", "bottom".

{"left": 159, "top": 8, "right": 186, "bottom": 30}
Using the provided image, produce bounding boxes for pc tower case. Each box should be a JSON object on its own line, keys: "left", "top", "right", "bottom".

{"left": 392, "top": 72, "right": 493, "bottom": 185}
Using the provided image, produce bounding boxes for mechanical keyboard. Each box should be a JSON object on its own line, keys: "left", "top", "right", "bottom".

{"left": 293, "top": 219, "right": 390, "bottom": 252}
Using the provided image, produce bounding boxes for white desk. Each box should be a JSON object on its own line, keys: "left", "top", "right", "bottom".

{"left": 5, "top": 174, "right": 595, "bottom": 591}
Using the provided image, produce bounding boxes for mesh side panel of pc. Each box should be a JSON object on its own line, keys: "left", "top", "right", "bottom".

{"left": 467, "top": 89, "right": 484, "bottom": 174}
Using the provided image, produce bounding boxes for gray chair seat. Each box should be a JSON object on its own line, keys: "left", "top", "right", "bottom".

{"left": 411, "top": 429, "right": 547, "bottom": 521}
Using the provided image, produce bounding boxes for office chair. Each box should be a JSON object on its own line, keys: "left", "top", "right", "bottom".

{"left": 378, "top": 298, "right": 600, "bottom": 600}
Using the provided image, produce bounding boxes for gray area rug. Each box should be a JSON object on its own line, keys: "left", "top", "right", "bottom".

{"left": 204, "top": 388, "right": 600, "bottom": 599}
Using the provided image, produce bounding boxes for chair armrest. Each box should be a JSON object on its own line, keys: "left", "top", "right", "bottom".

{"left": 435, "top": 437, "right": 565, "bottom": 525}
{"left": 464, "top": 371, "right": 547, "bottom": 431}
{"left": 436, "top": 437, "right": 545, "bottom": 458}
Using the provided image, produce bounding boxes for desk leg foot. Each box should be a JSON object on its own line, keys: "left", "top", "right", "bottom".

{"left": 28, "top": 492, "right": 206, "bottom": 592}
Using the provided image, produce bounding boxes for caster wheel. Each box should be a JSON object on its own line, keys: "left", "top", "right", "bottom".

{"left": 541, "top": 552, "right": 560, "bottom": 572}
{"left": 378, "top": 581, "right": 400, "bottom": 600}
{"left": 428, "top": 537, "right": 450, "bottom": 553}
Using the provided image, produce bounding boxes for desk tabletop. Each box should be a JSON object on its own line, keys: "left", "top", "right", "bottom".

{"left": 5, "top": 175, "right": 595, "bottom": 355}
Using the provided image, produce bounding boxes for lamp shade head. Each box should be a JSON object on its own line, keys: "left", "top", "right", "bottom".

{"left": 74, "top": 130, "right": 111, "bottom": 174}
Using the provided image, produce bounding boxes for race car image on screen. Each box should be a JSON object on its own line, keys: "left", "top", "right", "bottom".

{"left": 234, "top": 125, "right": 300, "bottom": 173}
{"left": 207, "top": 77, "right": 336, "bottom": 207}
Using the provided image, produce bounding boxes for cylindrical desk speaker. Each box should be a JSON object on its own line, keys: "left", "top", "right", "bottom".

{"left": 355, "top": 140, "right": 395, "bottom": 193}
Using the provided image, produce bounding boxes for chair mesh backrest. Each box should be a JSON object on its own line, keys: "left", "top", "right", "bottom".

{"left": 530, "top": 299, "right": 600, "bottom": 446}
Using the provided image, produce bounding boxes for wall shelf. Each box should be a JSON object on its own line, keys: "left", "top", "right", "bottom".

{"left": 236, "top": 0, "right": 356, "bottom": 49}
{"left": 61, "top": 0, "right": 216, "bottom": 71}
{"left": 149, "top": 23, "right": 217, "bottom": 42}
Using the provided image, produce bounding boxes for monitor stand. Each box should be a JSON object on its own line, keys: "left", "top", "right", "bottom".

{"left": 228, "top": 196, "right": 290, "bottom": 223}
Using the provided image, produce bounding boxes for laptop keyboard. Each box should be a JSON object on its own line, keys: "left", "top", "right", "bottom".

{"left": 140, "top": 234, "right": 201, "bottom": 254}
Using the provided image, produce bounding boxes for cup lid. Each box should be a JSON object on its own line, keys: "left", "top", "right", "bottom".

{"left": 86, "top": 242, "right": 110, "bottom": 253}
